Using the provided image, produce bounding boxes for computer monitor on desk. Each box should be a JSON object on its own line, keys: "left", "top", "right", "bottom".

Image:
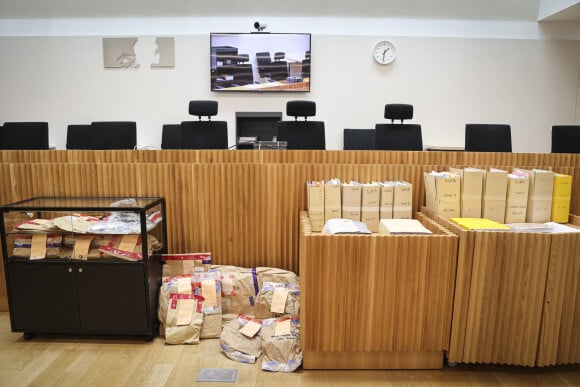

{"left": 235, "top": 111, "right": 282, "bottom": 148}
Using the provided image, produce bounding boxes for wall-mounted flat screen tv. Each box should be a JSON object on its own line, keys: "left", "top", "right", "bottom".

{"left": 210, "top": 33, "right": 311, "bottom": 92}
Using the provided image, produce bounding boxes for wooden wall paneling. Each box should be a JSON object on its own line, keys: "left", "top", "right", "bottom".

{"left": 412, "top": 213, "right": 459, "bottom": 351}
{"left": 158, "top": 162, "right": 190, "bottom": 254}
{"left": 184, "top": 163, "right": 288, "bottom": 270}
{"left": 561, "top": 215, "right": 580, "bottom": 364}
{"left": 421, "top": 207, "right": 476, "bottom": 364}
{"left": 173, "top": 163, "right": 198, "bottom": 255}
{"left": 463, "top": 231, "right": 551, "bottom": 366}
{"left": 0, "top": 164, "right": 15, "bottom": 209}
{"left": 555, "top": 229, "right": 580, "bottom": 365}
{"left": 7, "top": 164, "right": 35, "bottom": 202}
{"left": 537, "top": 230, "right": 580, "bottom": 366}
{"left": 572, "top": 167, "right": 580, "bottom": 215}
{"left": 2, "top": 150, "right": 578, "bottom": 168}
{"left": 0, "top": 165, "right": 9, "bottom": 311}
{"left": 261, "top": 163, "right": 308, "bottom": 271}
{"left": 423, "top": 207, "right": 559, "bottom": 366}
{"left": 461, "top": 152, "right": 516, "bottom": 167}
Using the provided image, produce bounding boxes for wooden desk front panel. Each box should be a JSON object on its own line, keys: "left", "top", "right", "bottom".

{"left": 299, "top": 212, "right": 458, "bottom": 368}
{"left": 537, "top": 215, "right": 580, "bottom": 366}
{"left": 426, "top": 210, "right": 554, "bottom": 366}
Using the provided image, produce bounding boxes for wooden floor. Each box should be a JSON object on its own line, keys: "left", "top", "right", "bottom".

{"left": 0, "top": 313, "right": 579, "bottom": 387}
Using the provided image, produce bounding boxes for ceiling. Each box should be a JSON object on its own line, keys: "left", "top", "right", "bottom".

{"left": 0, "top": 0, "right": 577, "bottom": 21}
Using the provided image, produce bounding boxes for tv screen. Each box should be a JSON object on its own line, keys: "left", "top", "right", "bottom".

{"left": 210, "top": 33, "right": 311, "bottom": 92}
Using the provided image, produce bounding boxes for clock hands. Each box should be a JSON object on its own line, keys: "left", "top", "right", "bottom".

{"left": 382, "top": 48, "right": 390, "bottom": 61}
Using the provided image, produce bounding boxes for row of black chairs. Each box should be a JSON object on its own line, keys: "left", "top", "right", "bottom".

{"left": 160, "top": 100, "right": 580, "bottom": 153}
{"left": 162, "top": 100, "right": 326, "bottom": 150}
{"left": 0, "top": 121, "right": 137, "bottom": 150}
{"left": 344, "top": 123, "right": 580, "bottom": 153}
{"left": 344, "top": 104, "right": 580, "bottom": 153}
{"left": 2, "top": 106, "right": 579, "bottom": 152}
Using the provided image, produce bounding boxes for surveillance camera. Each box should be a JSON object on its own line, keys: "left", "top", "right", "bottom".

{"left": 254, "top": 22, "right": 267, "bottom": 32}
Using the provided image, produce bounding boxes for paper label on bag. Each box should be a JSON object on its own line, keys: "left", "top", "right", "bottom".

{"left": 270, "top": 287, "right": 289, "bottom": 314}
{"left": 177, "top": 277, "right": 191, "bottom": 294}
{"left": 182, "top": 259, "right": 197, "bottom": 274}
{"left": 239, "top": 320, "right": 262, "bottom": 338}
{"left": 274, "top": 319, "right": 292, "bottom": 336}
{"left": 73, "top": 235, "right": 93, "bottom": 260}
{"left": 176, "top": 298, "right": 195, "bottom": 326}
{"left": 30, "top": 234, "right": 47, "bottom": 259}
{"left": 118, "top": 234, "right": 139, "bottom": 252}
{"left": 221, "top": 277, "right": 234, "bottom": 296}
{"left": 201, "top": 279, "right": 217, "bottom": 307}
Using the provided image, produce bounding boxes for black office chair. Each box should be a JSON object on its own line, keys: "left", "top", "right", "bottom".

{"left": 88, "top": 121, "right": 137, "bottom": 149}
{"left": 343, "top": 129, "right": 375, "bottom": 150}
{"left": 551, "top": 125, "right": 580, "bottom": 153}
{"left": 161, "top": 124, "right": 181, "bottom": 149}
{"left": 465, "top": 123, "right": 512, "bottom": 152}
{"left": 180, "top": 100, "right": 228, "bottom": 149}
{"left": 271, "top": 52, "right": 289, "bottom": 81}
{"left": 276, "top": 100, "right": 325, "bottom": 150}
{"left": 232, "top": 64, "right": 254, "bottom": 86}
{"left": 66, "top": 124, "right": 93, "bottom": 149}
{"left": 375, "top": 104, "right": 422, "bottom": 151}
{"left": 0, "top": 122, "right": 49, "bottom": 150}
{"left": 256, "top": 52, "right": 274, "bottom": 80}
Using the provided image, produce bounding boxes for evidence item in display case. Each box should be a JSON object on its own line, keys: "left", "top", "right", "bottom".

{"left": 0, "top": 196, "right": 167, "bottom": 339}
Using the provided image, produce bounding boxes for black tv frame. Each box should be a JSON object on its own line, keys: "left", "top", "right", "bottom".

{"left": 210, "top": 32, "right": 311, "bottom": 93}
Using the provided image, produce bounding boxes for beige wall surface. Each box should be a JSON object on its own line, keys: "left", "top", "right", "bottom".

{"left": 0, "top": 35, "right": 579, "bottom": 151}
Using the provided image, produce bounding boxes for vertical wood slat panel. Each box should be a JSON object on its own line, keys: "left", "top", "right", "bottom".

{"left": 563, "top": 215, "right": 580, "bottom": 364}
{"left": 0, "top": 165, "right": 10, "bottom": 311}
{"left": 537, "top": 232, "right": 577, "bottom": 366}
{"left": 539, "top": 214, "right": 580, "bottom": 366}
{"left": 0, "top": 150, "right": 579, "bottom": 167}
{"left": 459, "top": 231, "right": 551, "bottom": 366}
{"left": 421, "top": 208, "right": 476, "bottom": 363}
{"left": 299, "top": 212, "right": 458, "bottom": 353}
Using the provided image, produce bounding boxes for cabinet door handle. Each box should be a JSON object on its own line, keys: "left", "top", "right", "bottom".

{"left": 78, "top": 268, "right": 83, "bottom": 273}
{"left": 68, "top": 268, "right": 73, "bottom": 273}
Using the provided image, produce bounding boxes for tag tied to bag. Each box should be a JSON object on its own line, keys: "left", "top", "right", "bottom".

{"left": 270, "top": 287, "right": 289, "bottom": 314}
{"left": 239, "top": 319, "right": 262, "bottom": 338}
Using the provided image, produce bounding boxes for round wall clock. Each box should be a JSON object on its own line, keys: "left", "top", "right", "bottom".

{"left": 373, "top": 40, "right": 397, "bottom": 65}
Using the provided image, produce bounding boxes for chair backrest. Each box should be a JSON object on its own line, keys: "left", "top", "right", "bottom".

{"left": 551, "top": 125, "right": 580, "bottom": 153}
{"left": 161, "top": 124, "right": 182, "bottom": 149}
{"left": 465, "top": 123, "right": 512, "bottom": 152}
{"left": 375, "top": 104, "right": 422, "bottom": 150}
{"left": 276, "top": 100, "right": 325, "bottom": 150}
{"left": 89, "top": 121, "right": 137, "bottom": 150}
{"left": 256, "top": 52, "right": 272, "bottom": 67}
{"left": 180, "top": 121, "right": 228, "bottom": 149}
{"left": 0, "top": 122, "right": 49, "bottom": 150}
{"left": 384, "top": 104, "right": 413, "bottom": 123}
{"left": 343, "top": 129, "right": 375, "bottom": 150}
{"left": 375, "top": 124, "right": 423, "bottom": 151}
{"left": 66, "top": 124, "right": 92, "bottom": 149}
{"left": 180, "top": 100, "right": 228, "bottom": 149}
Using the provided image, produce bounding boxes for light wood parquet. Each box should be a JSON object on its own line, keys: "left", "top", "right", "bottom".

{"left": 0, "top": 313, "right": 579, "bottom": 387}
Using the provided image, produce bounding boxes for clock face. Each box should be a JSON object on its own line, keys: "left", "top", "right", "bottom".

{"left": 373, "top": 40, "right": 396, "bottom": 64}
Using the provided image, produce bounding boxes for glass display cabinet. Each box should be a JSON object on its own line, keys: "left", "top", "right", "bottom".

{"left": 0, "top": 197, "right": 167, "bottom": 340}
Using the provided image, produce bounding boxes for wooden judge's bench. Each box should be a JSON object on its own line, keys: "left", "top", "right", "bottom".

{"left": 0, "top": 150, "right": 578, "bottom": 369}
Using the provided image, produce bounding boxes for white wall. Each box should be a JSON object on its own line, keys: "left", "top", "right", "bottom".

{"left": 1, "top": 26, "right": 579, "bottom": 151}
